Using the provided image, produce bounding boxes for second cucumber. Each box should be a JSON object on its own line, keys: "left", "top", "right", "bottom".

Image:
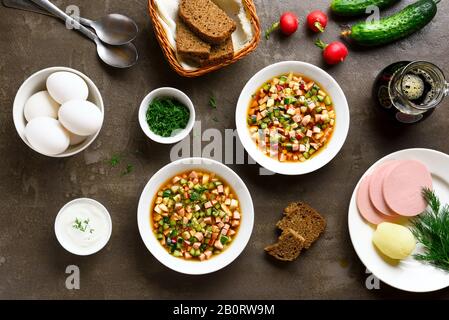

{"left": 331, "top": 0, "right": 401, "bottom": 16}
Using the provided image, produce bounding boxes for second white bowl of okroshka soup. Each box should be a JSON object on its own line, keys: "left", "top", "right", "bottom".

{"left": 236, "top": 61, "right": 350, "bottom": 175}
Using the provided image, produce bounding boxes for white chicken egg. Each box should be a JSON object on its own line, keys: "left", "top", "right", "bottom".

{"left": 46, "top": 72, "right": 89, "bottom": 104}
{"left": 25, "top": 117, "right": 70, "bottom": 155}
{"left": 24, "top": 91, "right": 60, "bottom": 122}
{"left": 58, "top": 100, "right": 103, "bottom": 136}
{"left": 68, "top": 131, "right": 88, "bottom": 146}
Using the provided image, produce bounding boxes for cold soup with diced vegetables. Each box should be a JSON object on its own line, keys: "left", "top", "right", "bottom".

{"left": 151, "top": 170, "right": 241, "bottom": 261}
{"left": 247, "top": 73, "right": 336, "bottom": 162}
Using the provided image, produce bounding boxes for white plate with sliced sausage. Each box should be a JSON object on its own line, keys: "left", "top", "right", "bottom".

{"left": 348, "top": 148, "right": 449, "bottom": 292}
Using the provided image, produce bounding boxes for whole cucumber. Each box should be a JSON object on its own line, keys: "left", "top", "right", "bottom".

{"left": 331, "top": 0, "right": 401, "bottom": 16}
{"left": 342, "top": 0, "right": 438, "bottom": 46}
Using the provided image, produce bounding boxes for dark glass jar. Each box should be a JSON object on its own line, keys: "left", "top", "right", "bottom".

{"left": 374, "top": 61, "right": 448, "bottom": 124}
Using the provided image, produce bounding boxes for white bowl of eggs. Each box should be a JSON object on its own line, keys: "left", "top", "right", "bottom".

{"left": 13, "top": 67, "right": 104, "bottom": 157}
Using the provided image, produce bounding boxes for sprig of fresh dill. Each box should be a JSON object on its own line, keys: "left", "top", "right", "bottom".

{"left": 209, "top": 96, "right": 217, "bottom": 109}
{"left": 109, "top": 154, "right": 121, "bottom": 167}
{"left": 410, "top": 188, "right": 449, "bottom": 272}
{"left": 73, "top": 218, "right": 90, "bottom": 232}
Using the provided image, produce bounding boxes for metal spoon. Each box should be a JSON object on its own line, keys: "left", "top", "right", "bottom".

{"left": 81, "top": 14, "right": 138, "bottom": 46}
{"left": 30, "top": 0, "right": 138, "bottom": 68}
{"left": 3, "top": 0, "right": 138, "bottom": 45}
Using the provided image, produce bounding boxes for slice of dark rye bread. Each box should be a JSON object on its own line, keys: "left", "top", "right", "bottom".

{"left": 201, "top": 37, "right": 234, "bottom": 66}
{"left": 181, "top": 37, "right": 234, "bottom": 66}
{"left": 179, "top": 0, "right": 237, "bottom": 45}
{"left": 176, "top": 21, "right": 211, "bottom": 60}
{"left": 265, "top": 228, "right": 306, "bottom": 261}
{"left": 276, "top": 202, "right": 326, "bottom": 249}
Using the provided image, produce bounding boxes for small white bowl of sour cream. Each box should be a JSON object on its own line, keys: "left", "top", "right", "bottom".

{"left": 55, "top": 198, "right": 112, "bottom": 256}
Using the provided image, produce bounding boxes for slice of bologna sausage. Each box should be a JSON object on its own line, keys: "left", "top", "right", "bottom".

{"left": 383, "top": 160, "right": 432, "bottom": 216}
{"left": 357, "top": 175, "right": 395, "bottom": 225}
{"left": 369, "top": 161, "right": 402, "bottom": 217}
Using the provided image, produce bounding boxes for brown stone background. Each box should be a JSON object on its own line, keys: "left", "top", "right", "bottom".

{"left": 0, "top": 0, "right": 448, "bottom": 299}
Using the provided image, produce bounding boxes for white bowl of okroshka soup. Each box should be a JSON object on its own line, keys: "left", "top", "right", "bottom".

{"left": 236, "top": 61, "right": 350, "bottom": 175}
{"left": 137, "top": 158, "right": 254, "bottom": 275}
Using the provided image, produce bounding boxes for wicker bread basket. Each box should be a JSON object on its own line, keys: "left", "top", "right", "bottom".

{"left": 148, "top": 0, "right": 261, "bottom": 78}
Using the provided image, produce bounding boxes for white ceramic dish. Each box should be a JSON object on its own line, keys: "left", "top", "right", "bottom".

{"left": 137, "top": 157, "right": 254, "bottom": 275}
{"left": 236, "top": 61, "right": 350, "bottom": 175}
{"left": 55, "top": 198, "right": 112, "bottom": 256}
{"left": 348, "top": 148, "right": 449, "bottom": 292}
{"left": 138, "top": 87, "right": 196, "bottom": 144}
{"left": 13, "top": 67, "right": 104, "bottom": 158}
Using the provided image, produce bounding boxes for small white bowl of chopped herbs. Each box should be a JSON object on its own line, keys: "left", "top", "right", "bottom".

{"left": 139, "top": 87, "right": 195, "bottom": 144}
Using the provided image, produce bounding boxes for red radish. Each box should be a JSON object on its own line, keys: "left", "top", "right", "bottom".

{"left": 307, "top": 10, "right": 328, "bottom": 33}
{"left": 265, "top": 12, "right": 299, "bottom": 39}
{"left": 315, "top": 39, "right": 348, "bottom": 65}
{"left": 280, "top": 12, "right": 299, "bottom": 35}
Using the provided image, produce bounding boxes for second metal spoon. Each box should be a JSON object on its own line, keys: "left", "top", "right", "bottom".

{"left": 30, "top": 0, "right": 138, "bottom": 68}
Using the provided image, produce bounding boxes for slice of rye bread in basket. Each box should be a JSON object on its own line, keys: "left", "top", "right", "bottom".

{"left": 276, "top": 202, "right": 326, "bottom": 249}
{"left": 201, "top": 37, "right": 234, "bottom": 66}
{"left": 176, "top": 21, "right": 211, "bottom": 60}
{"left": 179, "top": 0, "right": 237, "bottom": 45}
{"left": 265, "top": 228, "right": 306, "bottom": 261}
{"left": 181, "top": 37, "right": 234, "bottom": 66}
